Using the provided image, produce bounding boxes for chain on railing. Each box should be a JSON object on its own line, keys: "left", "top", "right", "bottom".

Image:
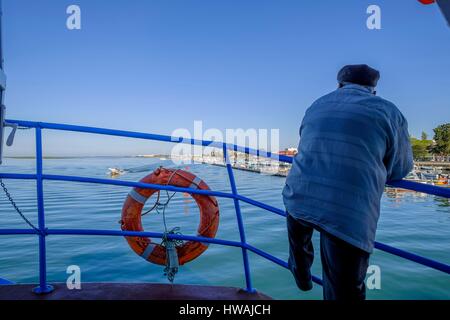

{"left": 0, "top": 178, "right": 40, "bottom": 234}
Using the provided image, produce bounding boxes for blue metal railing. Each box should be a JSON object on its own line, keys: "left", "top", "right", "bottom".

{"left": 0, "top": 119, "right": 449, "bottom": 295}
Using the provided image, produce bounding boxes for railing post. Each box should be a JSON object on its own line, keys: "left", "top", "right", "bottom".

{"left": 222, "top": 144, "right": 255, "bottom": 293}
{"left": 32, "top": 127, "right": 54, "bottom": 294}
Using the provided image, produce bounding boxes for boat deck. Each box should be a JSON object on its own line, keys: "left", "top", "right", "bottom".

{"left": 0, "top": 283, "right": 272, "bottom": 300}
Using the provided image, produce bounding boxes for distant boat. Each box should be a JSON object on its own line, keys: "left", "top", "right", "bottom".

{"left": 108, "top": 168, "right": 125, "bottom": 176}
{"left": 392, "top": 170, "right": 450, "bottom": 190}
{"left": 436, "top": 176, "right": 449, "bottom": 186}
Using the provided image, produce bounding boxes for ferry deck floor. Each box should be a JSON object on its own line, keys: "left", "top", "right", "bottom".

{"left": 0, "top": 283, "right": 272, "bottom": 300}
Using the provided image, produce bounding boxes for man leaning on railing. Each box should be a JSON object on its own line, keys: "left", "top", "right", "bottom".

{"left": 282, "top": 64, "right": 414, "bottom": 300}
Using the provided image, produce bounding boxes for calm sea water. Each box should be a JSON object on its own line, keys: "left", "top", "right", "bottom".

{"left": 0, "top": 157, "right": 449, "bottom": 299}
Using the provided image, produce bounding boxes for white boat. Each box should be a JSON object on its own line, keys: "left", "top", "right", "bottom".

{"left": 108, "top": 168, "right": 125, "bottom": 176}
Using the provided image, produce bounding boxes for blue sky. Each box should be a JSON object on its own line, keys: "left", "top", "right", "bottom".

{"left": 2, "top": 0, "right": 450, "bottom": 156}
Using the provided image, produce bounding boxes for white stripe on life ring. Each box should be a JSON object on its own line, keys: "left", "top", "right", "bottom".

{"left": 129, "top": 189, "right": 149, "bottom": 205}
{"left": 141, "top": 243, "right": 157, "bottom": 260}
{"left": 189, "top": 177, "right": 203, "bottom": 190}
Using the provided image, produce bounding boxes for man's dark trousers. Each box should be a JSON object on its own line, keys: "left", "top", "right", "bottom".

{"left": 286, "top": 213, "right": 370, "bottom": 300}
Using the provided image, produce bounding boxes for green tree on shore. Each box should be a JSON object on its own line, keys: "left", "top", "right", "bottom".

{"left": 410, "top": 137, "right": 432, "bottom": 160}
{"left": 430, "top": 123, "right": 450, "bottom": 156}
{"left": 421, "top": 131, "right": 428, "bottom": 141}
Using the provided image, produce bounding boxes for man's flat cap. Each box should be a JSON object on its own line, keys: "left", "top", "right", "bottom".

{"left": 337, "top": 64, "right": 380, "bottom": 87}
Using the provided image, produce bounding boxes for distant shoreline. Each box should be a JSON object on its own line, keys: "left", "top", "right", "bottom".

{"left": 4, "top": 154, "right": 170, "bottom": 160}
{"left": 4, "top": 156, "right": 142, "bottom": 160}
{"left": 5, "top": 156, "right": 450, "bottom": 168}
{"left": 415, "top": 161, "right": 450, "bottom": 168}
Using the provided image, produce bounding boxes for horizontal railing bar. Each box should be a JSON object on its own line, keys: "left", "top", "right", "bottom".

{"left": 0, "top": 278, "right": 15, "bottom": 285}
{"left": 0, "top": 173, "right": 286, "bottom": 216}
{"left": 245, "top": 244, "right": 288, "bottom": 269}
{"left": 1, "top": 174, "right": 448, "bottom": 218}
{"left": 1, "top": 226, "right": 448, "bottom": 276}
{"left": 0, "top": 227, "right": 325, "bottom": 286}
{"left": 45, "top": 229, "right": 245, "bottom": 248}
{"left": 0, "top": 173, "right": 37, "bottom": 180}
{"left": 6, "top": 119, "right": 292, "bottom": 163}
{"left": 43, "top": 174, "right": 234, "bottom": 198}
{"left": 387, "top": 180, "right": 450, "bottom": 198}
{"left": 2, "top": 174, "right": 447, "bottom": 218}
{"left": 245, "top": 243, "right": 323, "bottom": 286}
{"left": 0, "top": 229, "right": 38, "bottom": 235}
{"left": 237, "top": 194, "right": 287, "bottom": 216}
{"left": 374, "top": 241, "right": 450, "bottom": 274}
{"left": 0, "top": 173, "right": 235, "bottom": 199}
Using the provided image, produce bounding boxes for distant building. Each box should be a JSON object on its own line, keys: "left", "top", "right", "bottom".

{"left": 278, "top": 148, "right": 298, "bottom": 157}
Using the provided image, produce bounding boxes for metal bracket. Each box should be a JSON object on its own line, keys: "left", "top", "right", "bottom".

{"left": 0, "top": 104, "right": 17, "bottom": 165}
{"left": 4, "top": 121, "right": 17, "bottom": 146}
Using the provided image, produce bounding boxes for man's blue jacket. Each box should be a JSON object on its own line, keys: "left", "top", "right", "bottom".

{"left": 283, "top": 84, "right": 413, "bottom": 253}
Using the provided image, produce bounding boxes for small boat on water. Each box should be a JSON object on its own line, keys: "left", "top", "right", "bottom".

{"left": 435, "top": 175, "right": 449, "bottom": 186}
{"left": 108, "top": 167, "right": 125, "bottom": 176}
{"left": 386, "top": 169, "right": 450, "bottom": 195}
{"left": 405, "top": 167, "right": 449, "bottom": 185}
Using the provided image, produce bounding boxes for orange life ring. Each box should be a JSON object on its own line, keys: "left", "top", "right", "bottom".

{"left": 121, "top": 167, "right": 220, "bottom": 266}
